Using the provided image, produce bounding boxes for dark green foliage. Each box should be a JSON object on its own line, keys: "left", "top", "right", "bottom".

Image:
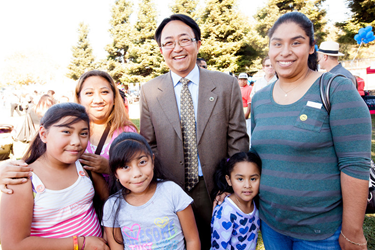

{"left": 66, "top": 23, "right": 95, "bottom": 81}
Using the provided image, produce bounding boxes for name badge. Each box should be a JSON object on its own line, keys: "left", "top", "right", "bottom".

{"left": 306, "top": 101, "right": 322, "bottom": 109}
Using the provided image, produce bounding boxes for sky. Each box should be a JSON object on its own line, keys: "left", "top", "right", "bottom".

{"left": 0, "top": 0, "right": 351, "bottom": 72}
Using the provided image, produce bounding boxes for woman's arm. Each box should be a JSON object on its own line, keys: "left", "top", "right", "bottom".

{"left": 339, "top": 173, "right": 368, "bottom": 250}
{"left": 91, "top": 171, "right": 109, "bottom": 201}
{"left": 0, "top": 181, "right": 109, "bottom": 250}
{"left": 104, "top": 227, "right": 124, "bottom": 250}
{"left": 177, "top": 205, "right": 200, "bottom": 250}
{"left": 0, "top": 160, "right": 32, "bottom": 194}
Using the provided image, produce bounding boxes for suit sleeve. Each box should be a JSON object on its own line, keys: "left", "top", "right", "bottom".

{"left": 227, "top": 77, "right": 249, "bottom": 155}
{"left": 140, "top": 87, "right": 159, "bottom": 157}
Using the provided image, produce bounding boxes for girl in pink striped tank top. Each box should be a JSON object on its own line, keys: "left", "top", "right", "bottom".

{"left": 1, "top": 103, "right": 109, "bottom": 250}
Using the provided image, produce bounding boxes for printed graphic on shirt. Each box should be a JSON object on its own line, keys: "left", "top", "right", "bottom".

{"left": 122, "top": 217, "right": 178, "bottom": 249}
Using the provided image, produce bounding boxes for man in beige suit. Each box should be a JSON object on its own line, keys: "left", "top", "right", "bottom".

{"left": 140, "top": 14, "right": 249, "bottom": 249}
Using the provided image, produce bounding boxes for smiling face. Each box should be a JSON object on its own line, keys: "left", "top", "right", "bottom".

{"left": 226, "top": 161, "right": 260, "bottom": 205}
{"left": 40, "top": 117, "right": 89, "bottom": 165}
{"left": 78, "top": 76, "right": 114, "bottom": 124}
{"left": 268, "top": 22, "right": 314, "bottom": 80}
{"left": 159, "top": 20, "right": 201, "bottom": 78}
{"left": 115, "top": 152, "right": 155, "bottom": 196}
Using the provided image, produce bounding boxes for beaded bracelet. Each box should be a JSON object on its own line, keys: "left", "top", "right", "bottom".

{"left": 73, "top": 235, "right": 79, "bottom": 250}
{"left": 340, "top": 231, "right": 367, "bottom": 246}
{"left": 81, "top": 236, "right": 86, "bottom": 250}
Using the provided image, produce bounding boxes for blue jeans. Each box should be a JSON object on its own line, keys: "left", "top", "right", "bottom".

{"left": 261, "top": 221, "right": 341, "bottom": 250}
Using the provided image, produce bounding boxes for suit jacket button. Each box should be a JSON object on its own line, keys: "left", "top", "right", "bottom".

{"left": 180, "top": 161, "right": 183, "bottom": 165}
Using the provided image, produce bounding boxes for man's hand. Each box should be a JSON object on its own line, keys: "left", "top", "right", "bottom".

{"left": 0, "top": 160, "right": 32, "bottom": 194}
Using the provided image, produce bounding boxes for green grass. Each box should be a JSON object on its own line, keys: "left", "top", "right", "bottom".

{"left": 131, "top": 119, "right": 140, "bottom": 130}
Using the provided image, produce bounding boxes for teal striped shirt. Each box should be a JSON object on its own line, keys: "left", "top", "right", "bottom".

{"left": 250, "top": 73, "right": 371, "bottom": 240}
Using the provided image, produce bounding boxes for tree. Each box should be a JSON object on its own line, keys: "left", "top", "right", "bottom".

{"left": 248, "top": 0, "right": 327, "bottom": 71}
{"left": 124, "top": 0, "right": 168, "bottom": 84}
{"left": 105, "top": 0, "right": 134, "bottom": 84}
{"left": 170, "top": 0, "right": 198, "bottom": 18}
{"left": 198, "top": 0, "right": 256, "bottom": 73}
{"left": 335, "top": 0, "right": 375, "bottom": 45}
{"left": 66, "top": 22, "right": 95, "bottom": 81}
{"left": 0, "top": 50, "right": 60, "bottom": 86}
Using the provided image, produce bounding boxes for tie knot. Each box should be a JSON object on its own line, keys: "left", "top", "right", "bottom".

{"left": 180, "top": 78, "right": 190, "bottom": 86}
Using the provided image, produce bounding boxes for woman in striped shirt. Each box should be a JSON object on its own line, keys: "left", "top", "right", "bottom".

{"left": 1, "top": 103, "right": 109, "bottom": 250}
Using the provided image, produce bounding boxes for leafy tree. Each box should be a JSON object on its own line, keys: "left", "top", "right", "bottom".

{"left": 170, "top": 0, "right": 198, "bottom": 18}
{"left": 198, "top": 0, "right": 256, "bottom": 73}
{"left": 105, "top": 0, "right": 133, "bottom": 84}
{"left": 66, "top": 23, "right": 95, "bottom": 80}
{"left": 335, "top": 0, "right": 375, "bottom": 45}
{"left": 248, "top": 0, "right": 327, "bottom": 71}
{"left": 0, "top": 50, "right": 60, "bottom": 86}
{"left": 124, "top": 0, "right": 168, "bottom": 84}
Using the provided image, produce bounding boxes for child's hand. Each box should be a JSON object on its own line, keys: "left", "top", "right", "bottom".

{"left": 80, "top": 153, "right": 110, "bottom": 174}
{"left": 0, "top": 160, "right": 32, "bottom": 194}
{"left": 85, "top": 236, "right": 110, "bottom": 250}
{"left": 213, "top": 192, "right": 230, "bottom": 210}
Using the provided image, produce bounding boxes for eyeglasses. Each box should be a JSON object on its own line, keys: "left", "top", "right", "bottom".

{"left": 161, "top": 36, "right": 197, "bottom": 50}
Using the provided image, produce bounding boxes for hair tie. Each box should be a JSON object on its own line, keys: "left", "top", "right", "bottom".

{"left": 227, "top": 158, "right": 230, "bottom": 162}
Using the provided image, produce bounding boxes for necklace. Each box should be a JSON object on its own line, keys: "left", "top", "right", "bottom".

{"left": 278, "top": 69, "right": 311, "bottom": 97}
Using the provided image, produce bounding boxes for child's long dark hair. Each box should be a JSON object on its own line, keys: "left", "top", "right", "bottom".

{"left": 212, "top": 152, "right": 262, "bottom": 207}
{"left": 23, "top": 103, "right": 90, "bottom": 164}
{"left": 106, "top": 132, "right": 167, "bottom": 245}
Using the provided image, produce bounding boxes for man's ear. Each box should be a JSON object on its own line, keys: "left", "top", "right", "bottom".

{"left": 39, "top": 126, "right": 48, "bottom": 143}
{"left": 225, "top": 175, "right": 232, "bottom": 187}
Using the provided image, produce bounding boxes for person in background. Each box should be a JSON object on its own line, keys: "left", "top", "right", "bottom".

{"left": 250, "top": 56, "right": 277, "bottom": 100}
{"left": 140, "top": 14, "right": 248, "bottom": 249}
{"left": 196, "top": 58, "right": 207, "bottom": 69}
{"left": 28, "top": 94, "right": 55, "bottom": 128}
{"left": 238, "top": 73, "right": 252, "bottom": 119}
{"left": 317, "top": 41, "right": 357, "bottom": 88}
{"left": 118, "top": 89, "right": 130, "bottom": 116}
{"left": 251, "top": 12, "right": 370, "bottom": 249}
{"left": 353, "top": 72, "right": 365, "bottom": 97}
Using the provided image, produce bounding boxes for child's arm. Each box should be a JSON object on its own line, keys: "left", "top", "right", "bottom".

{"left": 91, "top": 171, "right": 109, "bottom": 201}
{"left": 210, "top": 206, "right": 233, "bottom": 250}
{"left": 0, "top": 181, "right": 109, "bottom": 250}
{"left": 177, "top": 205, "right": 201, "bottom": 250}
{"left": 104, "top": 227, "right": 124, "bottom": 250}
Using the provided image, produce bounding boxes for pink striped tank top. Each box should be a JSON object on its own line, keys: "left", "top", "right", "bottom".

{"left": 30, "top": 161, "right": 102, "bottom": 238}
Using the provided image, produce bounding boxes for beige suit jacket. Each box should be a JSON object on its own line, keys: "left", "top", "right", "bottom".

{"left": 140, "top": 68, "right": 249, "bottom": 197}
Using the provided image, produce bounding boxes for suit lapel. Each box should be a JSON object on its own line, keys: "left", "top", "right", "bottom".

{"left": 197, "top": 70, "right": 217, "bottom": 144}
{"left": 156, "top": 72, "right": 182, "bottom": 140}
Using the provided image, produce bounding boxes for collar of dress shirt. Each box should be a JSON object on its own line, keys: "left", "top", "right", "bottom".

{"left": 171, "top": 64, "right": 200, "bottom": 87}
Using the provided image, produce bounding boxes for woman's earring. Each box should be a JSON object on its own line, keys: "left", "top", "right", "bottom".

{"left": 116, "top": 178, "right": 119, "bottom": 182}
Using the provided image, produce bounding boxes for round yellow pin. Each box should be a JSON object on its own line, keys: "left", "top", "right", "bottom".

{"left": 300, "top": 114, "right": 308, "bottom": 121}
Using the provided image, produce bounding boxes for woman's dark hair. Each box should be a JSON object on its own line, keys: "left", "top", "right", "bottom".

{"left": 212, "top": 152, "right": 262, "bottom": 207}
{"left": 268, "top": 12, "right": 318, "bottom": 71}
{"left": 23, "top": 103, "right": 90, "bottom": 164}
{"left": 106, "top": 132, "right": 167, "bottom": 245}
{"left": 155, "top": 14, "right": 201, "bottom": 47}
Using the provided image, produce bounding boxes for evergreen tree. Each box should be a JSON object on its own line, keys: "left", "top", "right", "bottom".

{"left": 105, "top": 0, "right": 133, "bottom": 84}
{"left": 124, "top": 0, "right": 168, "bottom": 84}
{"left": 170, "top": 0, "right": 198, "bottom": 18}
{"left": 198, "top": 0, "right": 255, "bottom": 73}
{"left": 67, "top": 23, "right": 95, "bottom": 80}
